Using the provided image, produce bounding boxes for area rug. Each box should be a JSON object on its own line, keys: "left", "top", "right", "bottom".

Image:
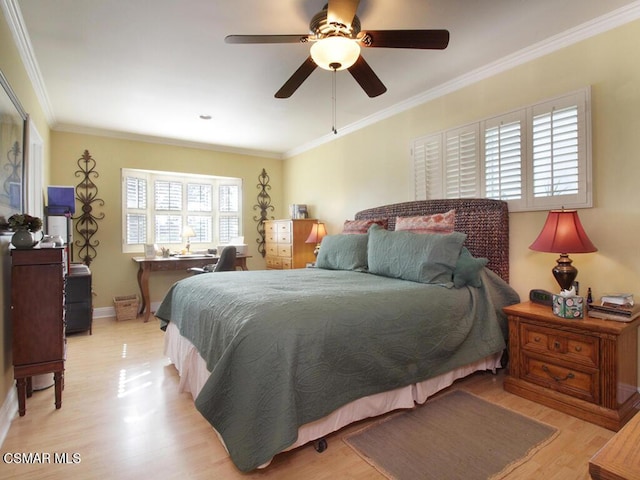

{"left": 344, "top": 389, "right": 558, "bottom": 480}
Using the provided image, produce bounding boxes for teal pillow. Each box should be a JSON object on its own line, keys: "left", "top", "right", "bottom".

{"left": 453, "top": 247, "right": 488, "bottom": 288}
{"left": 367, "top": 224, "right": 466, "bottom": 286}
{"left": 316, "top": 234, "right": 368, "bottom": 272}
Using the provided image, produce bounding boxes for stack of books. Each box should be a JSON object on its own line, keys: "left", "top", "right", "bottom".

{"left": 588, "top": 293, "right": 640, "bottom": 322}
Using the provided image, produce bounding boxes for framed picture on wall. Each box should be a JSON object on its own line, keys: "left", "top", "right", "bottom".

{"left": 0, "top": 69, "right": 27, "bottom": 227}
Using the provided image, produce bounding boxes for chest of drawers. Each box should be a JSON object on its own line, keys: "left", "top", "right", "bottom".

{"left": 11, "top": 247, "right": 66, "bottom": 416}
{"left": 264, "top": 219, "right": 317, "bottom": 269}
{"left": 503, "top": 302, "right": 640, "bottom": 431}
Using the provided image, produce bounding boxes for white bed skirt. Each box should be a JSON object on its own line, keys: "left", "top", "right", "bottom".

{"left": 164, "top": 322, "right": 502, "bottom": 459}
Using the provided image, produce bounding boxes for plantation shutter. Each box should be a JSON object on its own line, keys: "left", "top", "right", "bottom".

{"left": 412, "top": 134, "right": 442, "bottom": 200}
{"left": 444, "top": 125, "right": 479, "bottom": 198}
{"left": 186, "top": 183, "right": 213, "bottom": 243}
{"left": 483, "top": 112, "right": 523, "bottom": 204}
{"left": 529, "top": 91, "right": 589, "bottom": 209}
{"left": 219, "top": 184, "right": 240, "bottom": 243}
{"left": 125, "top": 176, "right": 147, "bottom": 245}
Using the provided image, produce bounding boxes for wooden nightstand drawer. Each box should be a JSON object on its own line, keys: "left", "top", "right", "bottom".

{"left": 522, "top": 354, "right": 599, "bottom": 404}
{"left": 278, "top": 245, "right": 292, "bottom": 257}
{"left": 266, "top": 232, "right": 277, "bottom": 243}
{"left": 282, "top": 258, "right": 292, "bottom": 269}
{"left": 521, "top": 323, "right": 598, "bottom": 368}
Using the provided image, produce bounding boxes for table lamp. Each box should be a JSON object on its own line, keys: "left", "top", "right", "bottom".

{"left": 529, "top": 209, "right": 597, "bottom": 291}
{"left": 305, "top": 222, "right": 328, "bottom": 257}
{"left": 183, "top": 226, "right": 196, "bottom": 253}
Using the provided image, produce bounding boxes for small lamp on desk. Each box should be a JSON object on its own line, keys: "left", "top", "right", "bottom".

{"left": 183, "top": 226, "right": 196, "bottom": 253}
{"left": 305, "top": 222, "right": 328, "bottom": 258}
{"left": 529, "top": 209, "right": 597, "bottom": 291}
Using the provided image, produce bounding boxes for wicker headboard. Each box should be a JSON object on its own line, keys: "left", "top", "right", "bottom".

{"left": 354, "top": 199, "right": 509, "bottom": 282}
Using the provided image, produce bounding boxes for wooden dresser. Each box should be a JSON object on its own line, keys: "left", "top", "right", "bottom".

{"left": 503, "top": 302, "right": 640, "bottom": 431}
{"left": 11, "top": 247, "right": 66, "bottom": 416}
{"left": 264, "top": 219, "right": 317, "bottom": 269}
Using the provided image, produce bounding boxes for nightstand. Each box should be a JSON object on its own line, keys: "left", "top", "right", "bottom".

{"left": 503, "top": 301, "right": 640, "bottom": 431}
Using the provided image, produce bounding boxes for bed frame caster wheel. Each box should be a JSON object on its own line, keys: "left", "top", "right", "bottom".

{"left": 314, "top": 438, "right": 327, "bottom": 453}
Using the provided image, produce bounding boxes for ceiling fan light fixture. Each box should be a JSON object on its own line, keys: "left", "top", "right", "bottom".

{"left": 310, "top": 36, "right": 360, "bottom": 71}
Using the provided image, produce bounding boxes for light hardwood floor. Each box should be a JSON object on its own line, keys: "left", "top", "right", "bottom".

{"left": 0, "top": 316, "right": 614, "bottom": 479}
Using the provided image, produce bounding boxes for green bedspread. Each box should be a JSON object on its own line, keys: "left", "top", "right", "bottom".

{"left": 156, "top": 267, "right": 519, "bottom": 472}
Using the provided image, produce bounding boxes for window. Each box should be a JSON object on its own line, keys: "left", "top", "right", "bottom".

{"left": 122, "top": 169, "right": 242, "bottom": 253}
{"left": 411, "top": 88, "right": 592, "bottom": 211}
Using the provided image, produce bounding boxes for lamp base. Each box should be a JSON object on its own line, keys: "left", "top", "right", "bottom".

{"left": 552, "top": 254, "right": 578, "bottom": 292}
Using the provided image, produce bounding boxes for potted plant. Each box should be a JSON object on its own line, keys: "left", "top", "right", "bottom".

{"left": 8, "top": 213, "right": 43, "bottom": 249}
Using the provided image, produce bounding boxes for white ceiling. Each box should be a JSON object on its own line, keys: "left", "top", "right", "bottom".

{"left": 7, "top": 0, "right": 640, "bottom": 158}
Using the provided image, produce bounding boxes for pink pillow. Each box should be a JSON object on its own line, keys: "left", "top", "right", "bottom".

{"left": 342, "top": 218, "right": 388, "bottom": 234}
{"left": 395, "top": 209, "right": 456, "bottom": 234}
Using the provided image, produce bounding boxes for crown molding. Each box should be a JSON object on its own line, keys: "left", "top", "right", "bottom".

{"left": 53, "top": 123, "right": 284, "bottom": 160}
{"left": 1, "top": 0, "right": 55, "bottom": 124}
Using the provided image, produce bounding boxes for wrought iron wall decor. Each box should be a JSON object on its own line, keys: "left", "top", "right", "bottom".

{"left": 253, "top": 168, "right": 274, "bottom": 258}
{"left": 74, "top": 150, "right": 104, "bottom": 266}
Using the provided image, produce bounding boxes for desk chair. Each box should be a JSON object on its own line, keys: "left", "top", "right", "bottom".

{"left": 188, "top": 246, "right": 237, "bottom": 274}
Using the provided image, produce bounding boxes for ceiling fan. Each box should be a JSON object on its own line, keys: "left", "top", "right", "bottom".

{"left": 225, "top": 0, "right": 450, "bottom": 99}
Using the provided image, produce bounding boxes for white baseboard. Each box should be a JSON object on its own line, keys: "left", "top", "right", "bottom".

{"left": 0, "top": 386, "right": 18, "bottom": 448}
{"left": 93, "top": 302, "right": 160, "bottom": 319}
{"left": 93, "top": 306, "right": 116, "bottom": 318}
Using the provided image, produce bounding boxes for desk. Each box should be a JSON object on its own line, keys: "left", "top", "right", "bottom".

{"left": 132, "top": 255, "right": 250, "bottom": 322}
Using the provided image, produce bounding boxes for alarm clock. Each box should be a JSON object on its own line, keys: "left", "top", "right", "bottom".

{"left": 529, "top": 289, "right": 553, "bottom": 306}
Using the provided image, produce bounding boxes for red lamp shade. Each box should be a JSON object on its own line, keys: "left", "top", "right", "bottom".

{"left": 529, "top": 209, "right": 597, "bottom": 291}
{"left": 306, "top": 222, "right": 328, "bottom": 257}
{"left": 529, "top": 210, "right": 597, "bottom": 254}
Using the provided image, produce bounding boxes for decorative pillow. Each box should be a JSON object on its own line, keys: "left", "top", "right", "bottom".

{"left": 453, "top": 247, "right": 488, "bottom": 288}
{"left": 395, "top": 209, "right": 456, "bottom": 234}
{"left": 316, "top": 234, "right": 368, "bottom": 272}
{"left": 342, "top": 218, "right": 388, "bottom": 234}
{"left": 367, "top": 224, "right": 466, "bottom": 286}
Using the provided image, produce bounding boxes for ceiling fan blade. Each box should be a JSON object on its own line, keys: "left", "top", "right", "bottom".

{"left": 225, "top": 34, "right": 310, "bottom": 45}
{"left": 348, "top": 55, "right": 387, "bottom": 98}
{"left": 327, "top": 0, "right": 360, "bottom": 28}
{"left": 360, "top": 29, "right": 450, "bottom": 49}
{"left": 275, "top": 57, "right": 318, "bottom": 98}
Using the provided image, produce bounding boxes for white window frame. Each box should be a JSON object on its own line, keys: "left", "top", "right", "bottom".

{"left": 411, "top": 88, "right": 592, "bottom": 212}
{"left": 121, "top": 168, "right": 242, "bottom": 253}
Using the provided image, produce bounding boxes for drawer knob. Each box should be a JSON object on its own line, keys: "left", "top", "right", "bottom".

{"left": 574, "top": 345, "right": 582, "bottom": 352}
{"left": 542, "top": 364, "right": 575, "bottom": 382}
{"left": 553, "top": 341, "right": 561, "bottom": 350}
{"left": 534, "top": 336, "right": 541, "bottom": 342}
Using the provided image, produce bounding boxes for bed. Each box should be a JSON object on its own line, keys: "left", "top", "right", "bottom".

{"left": 156, "top": 198, "right": 520, "bottom": 472}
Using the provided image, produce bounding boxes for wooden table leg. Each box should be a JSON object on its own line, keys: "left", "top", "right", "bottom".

{"left": 136, "top": 264, "right": 152, "bottom": 322}
{"left": 236, "top": 257, "right": 248, "bottom": 271}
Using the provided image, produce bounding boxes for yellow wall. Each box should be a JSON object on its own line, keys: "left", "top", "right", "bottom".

{"left": 284, "top": 19, "right": 640, "bottom": 304}
{"left": 49, "top": 131, "right": 283, "bottom": 309}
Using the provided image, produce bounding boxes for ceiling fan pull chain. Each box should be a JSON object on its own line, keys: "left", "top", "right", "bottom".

{"left": 332, "top": 67, "right": 338, "bottom": 134}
